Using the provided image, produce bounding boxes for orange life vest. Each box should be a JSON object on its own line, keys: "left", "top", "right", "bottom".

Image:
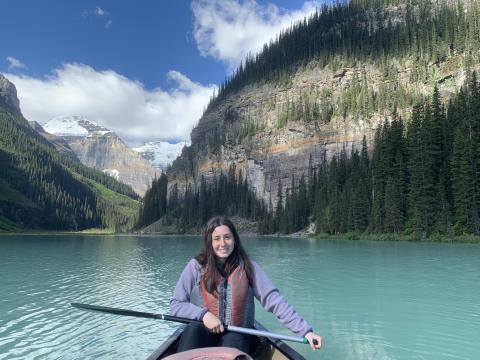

{"left": 200, "top": 265, "right": 254, "bottom": 327}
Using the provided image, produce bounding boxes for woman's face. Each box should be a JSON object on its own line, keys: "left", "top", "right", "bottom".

{"left": 211, "top": 225, "right": 235, "bottom": 263}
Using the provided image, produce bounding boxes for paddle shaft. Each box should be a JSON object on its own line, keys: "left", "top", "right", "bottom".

{"left": 71, "top": 303, "right": 310, "bottom": 344}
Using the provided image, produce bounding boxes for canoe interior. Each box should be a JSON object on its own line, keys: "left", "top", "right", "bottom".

{"left": 146, "top": 321, "right": 306, "bottom": 360}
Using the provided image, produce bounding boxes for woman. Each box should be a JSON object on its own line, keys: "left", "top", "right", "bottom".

{"left": 170, "top": 215, "right": 322, "bottom": 354}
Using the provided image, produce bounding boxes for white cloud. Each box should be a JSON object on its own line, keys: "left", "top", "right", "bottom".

{"left": 82, "top": 6, "right": 111, "bottom": 28}
{"left": 191, "top": 0, "right": 321, "bottom": 71}
{"left": 95, "top": 6, "right": 107, "bottom": 16}
{"left": 6, "top": 63, "right": 216, "bottom": 145}
{"left": 6, "top": 56, "right": 27, "bottom": 70}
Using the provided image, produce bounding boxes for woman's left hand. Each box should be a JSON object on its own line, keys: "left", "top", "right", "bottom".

{"left": 305, "top": 331, "right": 322, "bottom": 350}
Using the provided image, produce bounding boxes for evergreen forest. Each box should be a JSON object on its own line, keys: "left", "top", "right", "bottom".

{"left": 264, "top": 72, "right": 480, "bottom": 237}
{"left": 137, "top": 167, "right": 266, "bottom": 233}
{"left": 0, "top": 108, "right": 139, "bottom": 231}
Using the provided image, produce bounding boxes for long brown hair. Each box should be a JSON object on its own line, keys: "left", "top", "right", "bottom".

{"left": 195, "top": 215, "right": 254, "bottom": 295}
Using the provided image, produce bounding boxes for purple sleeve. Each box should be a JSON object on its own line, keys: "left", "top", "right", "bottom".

{"left": 169, "top": 259, "right": 208, "bottom": 320}
{"left": 251, "top": 261, "right": 313, "bottom": 337}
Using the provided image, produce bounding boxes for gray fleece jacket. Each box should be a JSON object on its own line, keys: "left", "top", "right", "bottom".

{"left": 169, "top": 259, "right": 313, "bottom": 337}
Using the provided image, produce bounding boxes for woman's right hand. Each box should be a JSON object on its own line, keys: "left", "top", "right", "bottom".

{"left": 202, "top": 311, "right": 224, "bottom": 334}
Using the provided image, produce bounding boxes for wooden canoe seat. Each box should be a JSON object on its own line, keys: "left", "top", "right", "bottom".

{"left": 163, "top": 347, "right": 253, "bottom": 360}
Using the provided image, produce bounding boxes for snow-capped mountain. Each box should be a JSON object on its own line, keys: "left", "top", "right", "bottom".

{"left": 43, "top": 115, "right": 111, "bottom": 137}
{"left": 29, "top": 120, "right": 79, "bottom": 161}
{"left": 41, "top": 115, "right": 157, "bottom": 196}
{"left": 133, "top": 141, "right": 185, "bottom": 171}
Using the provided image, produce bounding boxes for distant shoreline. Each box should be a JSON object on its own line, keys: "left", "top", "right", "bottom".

{"left": 312, "top": 233, "right": 480, "bottom": 243}
{"left": 2, "top": 230, "right": 480, "bottom": 243}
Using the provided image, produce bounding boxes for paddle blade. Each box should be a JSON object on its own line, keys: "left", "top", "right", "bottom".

{"left": 71, "top": 303, "right": 194, "bottom": 324}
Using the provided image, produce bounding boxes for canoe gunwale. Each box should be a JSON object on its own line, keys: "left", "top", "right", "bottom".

{"left": 146, "top": 321, "right": 305, "bottom": 360}
{"left": 253, "top": 321, "right": 306, "bottom": 360}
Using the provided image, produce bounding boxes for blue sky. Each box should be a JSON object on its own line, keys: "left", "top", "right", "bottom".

{"left": 1, "top": 0, "right": 327, "bottom": 146}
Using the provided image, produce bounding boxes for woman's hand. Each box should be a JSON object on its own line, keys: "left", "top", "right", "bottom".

{"left": 202, "top": 311, "right": 224, "bottom": 334}
{"left": 305, "top": 331, "right": 322, "bottom": 350}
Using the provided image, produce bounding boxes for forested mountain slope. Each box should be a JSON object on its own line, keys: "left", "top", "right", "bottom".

{"left": 170, "top": 0, "right": 479, "bottom": 202}
{"left": 0, "top": 75, "right": 139, "bottom": 231}
{"left": 139, "top": 0, "right": 480, "bottom": 237}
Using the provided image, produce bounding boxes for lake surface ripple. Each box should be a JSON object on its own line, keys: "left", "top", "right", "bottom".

{"left": 0, "top": 235, "right": 478, "bottom": 360}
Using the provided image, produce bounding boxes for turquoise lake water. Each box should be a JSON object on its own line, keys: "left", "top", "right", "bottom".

{"left": 0, "top": 235, "right": 478, "bottom": 359}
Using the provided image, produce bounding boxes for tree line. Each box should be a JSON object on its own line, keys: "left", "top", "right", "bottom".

{"left": 137, "top": 166, "right": 266, "bottom": 233}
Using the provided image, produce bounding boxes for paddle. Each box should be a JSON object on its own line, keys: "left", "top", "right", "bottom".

{"left": 71, "top": 302, "right": 314, "bottom": 345}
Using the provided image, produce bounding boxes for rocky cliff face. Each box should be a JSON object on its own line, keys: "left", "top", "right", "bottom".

{"left": 169, "top": 47, "right": 474, "bottom": 208}
{"left": 0, "top": 74, "right": 22, "bottom": 116}
{"left": 43, "top": 116, "right": 158, "bottom": 196}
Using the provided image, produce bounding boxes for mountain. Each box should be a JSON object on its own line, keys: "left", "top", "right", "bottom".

{"left": 0, "top": 74, "right": 21, "bottom": 117}
{"left": 138, "top": 0, "right": 480, "bottom": 236}
{"left": 167, "top": 0, "right": 479, "bottom": 206}
{"left": 133, "top": 141, "right": 185, "bottom": 172}
{"left": 42, "top": 115, "right": 158, "bottom": 196}
{"left": 0, "top": 74, "right": 139, "bottom": 231}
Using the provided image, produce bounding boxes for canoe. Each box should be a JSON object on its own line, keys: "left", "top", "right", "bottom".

{"left": 146, "top": 321, "right": 306, "bottom": 360}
